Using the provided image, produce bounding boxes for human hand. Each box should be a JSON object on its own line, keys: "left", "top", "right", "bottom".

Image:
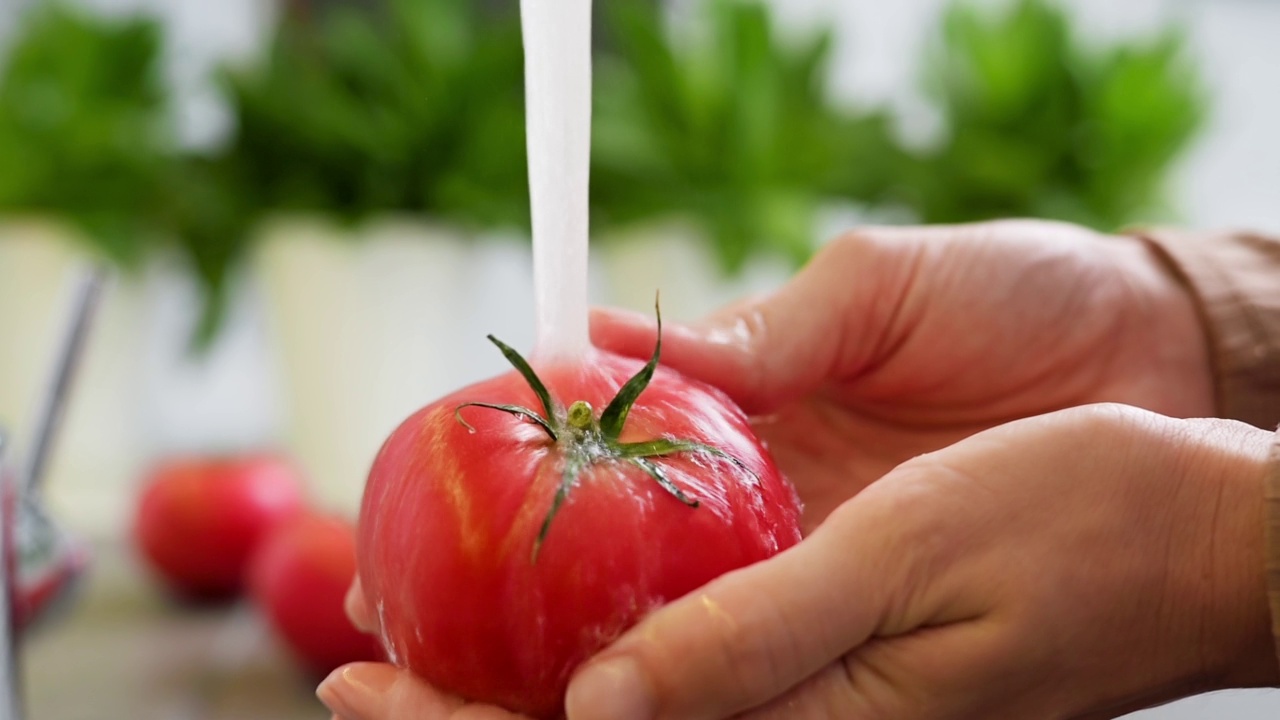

{"left": 316, "top": 219, "right": 1223, "bottom": 719}
{"left": 563, "top": 404, "right": 1280, "bottom": 720}
{"left": 592, "top": 219, "right": 1216, "bottom": 530}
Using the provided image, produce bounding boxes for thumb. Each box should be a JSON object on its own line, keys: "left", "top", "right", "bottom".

{"left": 562, "top": 497, "right": 911, "bottom": 720}
{"left": 345, "top": 577, "right": 378, "bottom": 634}
{"left": 589, "top": 232, "right": 914, "bottom": 415}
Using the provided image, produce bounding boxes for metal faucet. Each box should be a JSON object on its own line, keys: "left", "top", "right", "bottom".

{"left": 0, "top": 430, "right": 19, "bottom": 720}
{"left": 0, "top": 263, "right": 108, "bottom": 719}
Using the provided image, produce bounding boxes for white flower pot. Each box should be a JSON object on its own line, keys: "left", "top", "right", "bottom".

{"left": 594, "top": 218, "right": 794, "bottom": 324}
{"left": 0, "top": 218, "right": 148, "bottom": 540}
{"left": 252, "top": 213, "right": 475, "bottom": 512}
{"left": 135, "top": 248, "right": 283, "bottom": 459}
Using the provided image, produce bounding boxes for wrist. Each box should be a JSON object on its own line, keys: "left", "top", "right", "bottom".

{"left": 1177, "top": 418, "right": 1279, "bottom": 690}
{"left": 1106, "top": 233, "right": 1216, "bottom": 418}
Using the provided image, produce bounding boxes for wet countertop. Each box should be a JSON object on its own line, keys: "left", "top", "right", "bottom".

{"left": 20, "top": 541, "right": 324, "bottom": 720}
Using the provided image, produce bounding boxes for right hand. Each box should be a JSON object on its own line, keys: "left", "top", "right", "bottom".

{"left": 591, "top": 219, "right": 1216, "bottom": 530}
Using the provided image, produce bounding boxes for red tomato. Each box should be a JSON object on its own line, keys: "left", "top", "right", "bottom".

{"left": 132, "top": 454, "right": 306, "bottom": 600}
{"left": 248, "top": 512, "right": 381, "bottom": 678}
{"left": 357, "top": 317, "right": 803, "bottom": 718}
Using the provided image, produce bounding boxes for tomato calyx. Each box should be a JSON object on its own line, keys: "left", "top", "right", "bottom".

{"left": 453, "top": 300, "right": 757, "bottom": 561}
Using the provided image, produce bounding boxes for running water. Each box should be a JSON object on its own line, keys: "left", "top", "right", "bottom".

{"left": 521, "top": 0, "right": 594, "bottom": 363}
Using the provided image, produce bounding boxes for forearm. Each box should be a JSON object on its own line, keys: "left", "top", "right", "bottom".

{"left": 1130, "top": 226, "right": 1280, "bottom": 682}
{"left": 1180, "top": 417, "right": 1280, "bottom": 690}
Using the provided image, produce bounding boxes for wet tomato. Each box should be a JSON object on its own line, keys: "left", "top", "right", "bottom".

{"left": 357, "top": 308, "right": 803, "bottom": 718}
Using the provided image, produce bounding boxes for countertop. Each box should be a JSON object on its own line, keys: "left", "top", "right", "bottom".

{"left": 19, "top": 541, "right": 325, "bottom": 720}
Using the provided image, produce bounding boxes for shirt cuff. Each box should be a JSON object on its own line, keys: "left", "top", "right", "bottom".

{"left": 1128, "top": 227, "right": 1280, "bottom": 431}
{"left": 1269, "top": 425, "right": 1280, "bottom": 672}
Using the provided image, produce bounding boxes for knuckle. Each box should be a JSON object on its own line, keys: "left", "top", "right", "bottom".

{"left": 820, "top": 229, "right": 881, "bottom": 267}
{"left": 1060, "top": 402, "right": 1164, "bottom": 439}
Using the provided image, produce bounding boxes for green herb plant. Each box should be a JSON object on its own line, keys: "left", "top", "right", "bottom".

{"left": 591, "top": 0, "right": 902, "bottom": 273}
{"left": 220, "top": 0, "right": 527, "bottom": 227}
{"left": 173, "top": 0, "right": 530, "bottom": 345}
{"left": 0, "top": 4, "right": 170, "bottom": 267}
{"left": 894, "top": 0, "right": 1208, "bottom": 230}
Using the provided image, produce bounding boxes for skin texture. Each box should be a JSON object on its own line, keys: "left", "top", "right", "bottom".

{"left": 318, "top": 220, "right": 1279, "bottom": 720}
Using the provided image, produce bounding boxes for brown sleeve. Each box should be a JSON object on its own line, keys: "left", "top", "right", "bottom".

{"left": 1130, "top": 227, "right": 1280, "bottom": 429}
{"left": 1269, "top": 437, "right": 1280, "bottom": 670}
{"left": 1128, "top": 226, "right": 1280, "bottom": 672}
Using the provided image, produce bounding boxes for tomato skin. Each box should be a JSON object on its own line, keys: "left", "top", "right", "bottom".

{"left": 358, "top": 349, "right": 803, "bottom": 718}
{"left": 248, "top": 512, "right": 382, "bottom": 678}
{"left": 132, "top": 454, "right": 307, "bottom": 600}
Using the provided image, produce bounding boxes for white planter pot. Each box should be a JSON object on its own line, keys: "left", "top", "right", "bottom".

{"left": 135, "top": 249, "right": 283, "bottom": 459}
{"left": 594, "top": 218, "right": 794, "bottom": 324}
{"left": 252, "top": 214, "right": 475, "bottom": 512}
{"left": 455, "top": 232, "right": 538, "bottom": 385}
{"left": 0, "top": 218, "right": 147, "bottom": 540}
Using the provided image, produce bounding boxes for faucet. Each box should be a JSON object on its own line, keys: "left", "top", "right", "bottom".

{"left": 0, "top": 264, "right": 107, "bottom": 719}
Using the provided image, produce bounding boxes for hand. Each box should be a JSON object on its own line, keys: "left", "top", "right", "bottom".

{"left": 316, "top": 219, "right": 1221, "bottom": 719}
{"left": 592, "top": 219, "right": 1215, "bottom": 531}
{"left": 563, "top": 404, "right": 1280, "bottom": 720}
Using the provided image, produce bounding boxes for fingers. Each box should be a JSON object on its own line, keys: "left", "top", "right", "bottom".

{"left": 733, "top": 615, "right": 1047, "bottom": 720}
{"left": 318, "top": 663, "right": 528, "bottom": 720}
{"left": 589, "top": 231, "right": 919, "bottom": 415}
{"left": 345, "top": 577, "right": 377, "bottom": 634}
{"left": 563, "top": 499, "right": 910, "bottom": 720}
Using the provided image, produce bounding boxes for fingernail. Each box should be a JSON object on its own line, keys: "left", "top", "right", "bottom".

{"left": 317, "top": 663, "right": 396, "bottom": 720}
{"left": 566, "top": 656, "right": 655, "bottom": 720}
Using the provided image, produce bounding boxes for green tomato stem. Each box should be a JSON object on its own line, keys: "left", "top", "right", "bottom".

{"left": 455, "top": 296, "right": 751, "bottom": 563}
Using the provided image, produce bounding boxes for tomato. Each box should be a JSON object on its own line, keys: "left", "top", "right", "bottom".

{"left": 248, "top": 511, "right": 382, "bottom": 677}
{"left": 357, "top": 310, "right": 803, "bottom": 718}
{"left": 132, "top": 454, "right": 306, "bottom": 600}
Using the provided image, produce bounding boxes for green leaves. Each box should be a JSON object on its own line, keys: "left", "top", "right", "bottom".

{"left": 599, "top": 298, "right": 663, "bottom": 441}
{"left": 0, "top": 4, "right": 170, "bottom": 268}
{"left": 533, "top": 453, "right": 586, "bottom": 562}
{"left": 0, "top": 0, "right": 1209, "bottom": 349}
{"left": 591, "top": 0, "right": 898, "bottom": 274}
{"left": 219, "top": 0, "right": 529, "bottom": 228}
{"left": 486, "top": 335, "right": 558, "bottom": 423}
{"left": 460, "top": 303, "right": 767, "bottom": 561}
{"left": 150, "top": 0, "right": 531, "bottom": 343}
{"left": 895, "top": 0, "right": 1207, "bottom": 231}
{"left": 455, "top": 402, "right": 558, "bottom": 440}
{"left": 629, "top": 457, "right": 700, "bottom": 507}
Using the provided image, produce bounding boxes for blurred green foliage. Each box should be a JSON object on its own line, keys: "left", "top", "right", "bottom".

{"left": 176, "top": 0, "right": 530, "bottom": 344}
{"left": 0, "top": 4, "right": 170, "bottom": 266}
{"left": 220, "top": 0, "right": 528, "bottom": 229}
{"left": 895, "top": 0, "right": 1207, "bottom": 229}
{"left": 591, "top": 0, "right": 902, "bottom": 272}
{"left": 0, "top": 0, "right": 1210, "bottom": 343}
